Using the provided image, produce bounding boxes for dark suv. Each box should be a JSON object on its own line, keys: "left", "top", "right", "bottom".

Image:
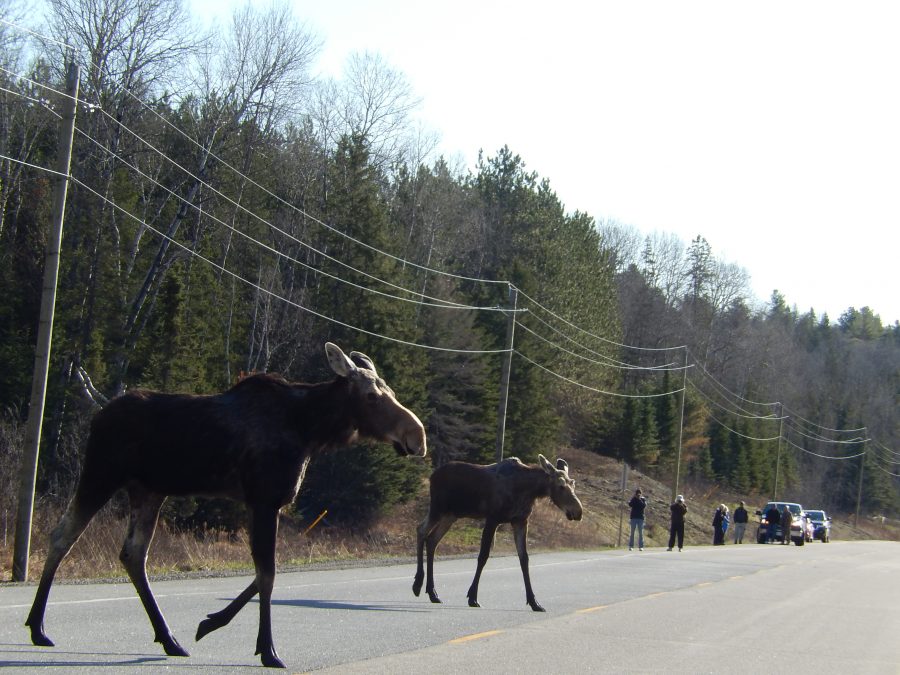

{"left": 805, "top": 509, "right": 832, "bottom": 542}
{"left": 756, "top": 502, "right": 807, "bottom": 546}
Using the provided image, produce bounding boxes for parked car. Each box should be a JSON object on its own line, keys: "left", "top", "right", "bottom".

{"left": 805, "top": 509, "right": 832, "bottom": 542}
{"left": 755, "top": 501, "right": 807, "bottom": 546}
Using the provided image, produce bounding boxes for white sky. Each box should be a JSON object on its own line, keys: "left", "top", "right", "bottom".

{"left": 193, "top": 0, "right": 900, "bottom": 324}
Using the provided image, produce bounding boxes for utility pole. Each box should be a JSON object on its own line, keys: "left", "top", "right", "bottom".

{"left": 671, "top": 347, "right": 688, "bottom": 502}
{"left": 772, "top": 403, "right": 784, "bottom": 502}
{"left": 13, "top": 61, "right": 80, "bottom": 582}
{"left": 854, "top": 432, "right": 868, "bottom": 528}
{"left": 494, "top": 285, "right": 517, "bottom": 463}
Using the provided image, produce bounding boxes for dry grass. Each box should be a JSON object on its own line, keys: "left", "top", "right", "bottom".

{"left": 2, "top": 447, "right": 897, "bottom": 583}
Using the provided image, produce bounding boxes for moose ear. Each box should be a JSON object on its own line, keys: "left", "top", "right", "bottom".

{"left": 556, "top": 459, "right": 569, "bottom": 475}
{"left": 349, "top": 351, "right": 378, "bottom": 375}
{"left": 539, "top": 454, "right": 555, "bottom": 475}
{"left": 325, "top": 343, "right": 356, "bottom": 378}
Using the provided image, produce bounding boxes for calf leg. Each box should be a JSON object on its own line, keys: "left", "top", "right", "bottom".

{"left": 119, "top": 489, "right": 188, "bottom": 657}
{"left": 423, "top": 515, "right": 455, "bottom": 604}
{"left": 466, "top": 520, "right": 499, "bottom": 608}
{"left": 412, "top": 513, "right": 432, "bottom": 597}
{"left": 249, "top": 506, "right": 284, "bottom": 668}
{"left": 512, "top": 520, "right": 544, "bottom": 612}
{"left": 26, "top": 485, "right": 114, "bottom": 647}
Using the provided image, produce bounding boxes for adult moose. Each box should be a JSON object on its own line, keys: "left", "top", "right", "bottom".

{"left": 412, "top": 455, "right": 582, "bottom": 612}
{"left": 26, "top": 343, "right": 426, "bottom": 669}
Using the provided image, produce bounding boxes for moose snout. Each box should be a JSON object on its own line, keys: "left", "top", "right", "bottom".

{"left": 566, "top": 502, "right": 584, "bottom": 521}
{"left": 393, "top": 424, "right": 427, "bottom": 457}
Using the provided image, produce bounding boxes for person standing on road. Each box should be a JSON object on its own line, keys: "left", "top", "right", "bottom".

{"left": 712, "top": 504, "right": 729, "bottom": 545}
{"left": 765, "top": 504, "right": 781, "bottom": 543}
{"left": 733, "top": 501, "right": 749, "bottom": 544}
{"left": 628, "top": 488, "right": 647, "bottom": 551}
{"left": 667, "top": 494, "right": 687, "bottom": 551}
{"left": 780, "top": 505, "right": 793, "bottom": 545}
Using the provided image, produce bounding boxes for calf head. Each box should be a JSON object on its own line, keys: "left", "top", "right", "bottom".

{"left": 325, "top": 343, "right": 427, "bottom": 457}
{"left": 539, "top": 455, "right": 583, "bottom": 521}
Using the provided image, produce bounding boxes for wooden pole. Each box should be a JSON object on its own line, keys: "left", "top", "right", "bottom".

{"left": 772, "top": 403, "right": 784, "bottom": 502}
{"left": 494, "top": 285, "right": 517, "bottom": 463}
{"left": 671, "top": 347, "right": 688, "bottom": 502}
{"left": 12, "top": 62, "right": 80, "bottom": 582}
{"left": 854, "top": 432, "right": 867, "bottom": 528}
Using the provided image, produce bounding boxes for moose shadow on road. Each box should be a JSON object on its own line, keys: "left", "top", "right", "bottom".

{"left": 271, "top": 597, "right": 430, "bottom": 613}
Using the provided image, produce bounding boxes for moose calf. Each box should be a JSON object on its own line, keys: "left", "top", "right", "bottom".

{"left": 412, "top": 455, "right": 582, "bottom": 611}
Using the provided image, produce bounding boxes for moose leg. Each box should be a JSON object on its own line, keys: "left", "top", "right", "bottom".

{"left": 119, "top": 489, "right": 188, "bottom": 657}
{"left": 422, "top": 515, "right": 455, "bottom": 604}
{"left": 26, "top": 487, "right": 113, "bottom": 647}
{"left": 196, "top": 580, "right": 259, "bottom": 641}
{"left": 512, "top": 520, "right": 544, "bottom": 612}
{"left": 466, "top": 520, "right": 499, "bottom": 608}
{"left": 249, "top": 506, "right": 284, "bottom": 668}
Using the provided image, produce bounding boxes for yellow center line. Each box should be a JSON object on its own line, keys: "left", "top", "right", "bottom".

{"left": 576, "top": 605, "right": 607, "bottom": 614}
{"left": 729, "top": 575, "right": 743, "bottom": 580}
{"left": 695, "top": 581, "right": 713, "bottom": 588}
{"left": 449, "top": 629, "right": 504, "bottom": 644}
{"left": 644, "top": 592, "right": 668, "bottom": 599}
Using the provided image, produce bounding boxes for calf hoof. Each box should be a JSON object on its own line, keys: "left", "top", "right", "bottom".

{"left": 427, "top": 590, "right": 442, "bottom": 604}
{"left": 258, "top": 647, "right": 286, "bottom": 669}
{"left": 528, "top": 601, "right": 546, "bottom": 612}
{"left": 159, "top": 634, "right": 190, "bottom": 657}
{"left": 412, "top": 578, "right": 423, "bottom": 597}
{"left": 468, "top": 598, "right": 481, "bottom": 608}
{"left": 29, "top": 627, "right": 55, "bottom": 648}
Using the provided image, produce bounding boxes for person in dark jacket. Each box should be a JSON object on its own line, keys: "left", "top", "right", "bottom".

{"left": 780, "top": 505, "right": 793, "bottom": 545}
{"left": 765, "top": 504, "right": 781, "bottom": 543}
{"left": 733, "top": 501, "right": 749, "bottom": 544}
{"left": 667, "top": 495, "right": 687, "bottom": 551}
{"left": 628, "top": 488, "right": 647, "bottom": 551}
{"left": 712, "top": 504, "right": 729, "bottom": 545}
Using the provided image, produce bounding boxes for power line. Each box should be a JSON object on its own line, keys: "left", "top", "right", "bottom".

{"left": 704, "top": 411, "right": 781, "bottom": 442}
{"left": 688, "top": 350, "right": 779, "bottom": 415}
{"left": 83, "top": 59, "right": 508, "bottom": 288}
{"left": 780, "top": 435, "right": 866, "bottom": 460}
{"left": 515, "top": 349, "right": 686, "bottom": 399}
{"left": 782, "top": 405, "right": 867, "bottom": 435}
{"left": 57, "top": 169, "right": 510, "bottom": 355}
{"left": 515, "top": 315, "right": 685, "bottom": 372}
{"left": 515, "top": 285, "right": 685, "bottom": 353}
{"left": 69, "top": 121, "right": 508, "bottom": 314}
{"left": 687, "top": 377, "right": 783, "bottom": 421}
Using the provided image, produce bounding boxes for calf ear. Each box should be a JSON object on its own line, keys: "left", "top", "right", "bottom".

{"left": 539, "top": 454, "right": 555, "bottom": 475}
{"left": 349, "top": 351, "right": 378, "bottom": 375}
{"left": 325, "top": 343, "right": 356, "bottom": 378}
{"left": 556, "top": 459, "right": 569, "bottom": 475}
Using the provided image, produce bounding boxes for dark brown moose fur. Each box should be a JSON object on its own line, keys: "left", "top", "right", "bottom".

{"left": 26, "top": 343, "right": 426, "bottom": 669}
{"left": 412, "top": 455, "right": 582, "bottom": 612}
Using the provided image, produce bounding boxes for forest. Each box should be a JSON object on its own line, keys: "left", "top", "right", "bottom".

{"left": 1, "top": 0, "right": 898, "bottom": 540}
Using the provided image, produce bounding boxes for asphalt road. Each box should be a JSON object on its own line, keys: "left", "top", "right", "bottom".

{"left": 1, "top": 540, "right": 898, "bottom": 674}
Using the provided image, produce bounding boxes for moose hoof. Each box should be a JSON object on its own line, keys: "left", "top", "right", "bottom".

{"left": 529, "top": 602, "right": 546, "bottom": 613}
{"left": 468, "top": 598, "right": 481, "bottom": 608}
{"left": 195, "top": 615, "right": 222, "bottom": 642}
{"left": 160, "top": 635, "right": 190, "bottom": 657}
{"left": 427, "top": 591, "right": 442, "bottom": 604}
{"left": 412, "top": 580, "right": 423, "bottom": 597}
